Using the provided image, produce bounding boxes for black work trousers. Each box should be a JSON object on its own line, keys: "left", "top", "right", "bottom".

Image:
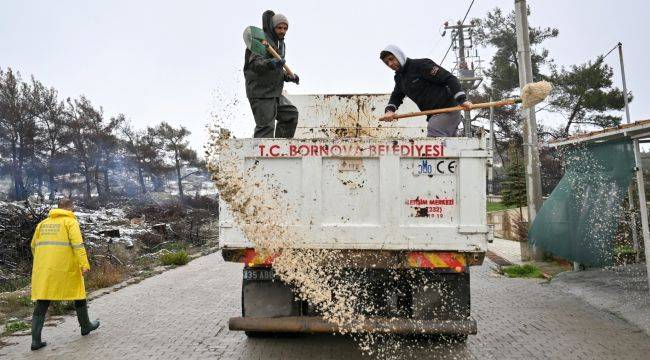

{"left": 249, "top": 95, "right": 299, "bottom": 138}
{"left": 33, "top": 299, "right": 87, "bottom": 317}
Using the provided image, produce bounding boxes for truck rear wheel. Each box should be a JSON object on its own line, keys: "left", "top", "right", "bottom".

{"left": 241, "top": 267, "right": 302, "bottom": 337}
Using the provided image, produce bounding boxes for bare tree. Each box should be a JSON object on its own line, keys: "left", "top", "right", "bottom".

{"left": 27, "top": 79, "right": 70, "bottom": 200}
{"left": 120, "top": 120, "right": 156, "bottom": 194}
{"left": 0, "top": 68, "right": 38, "bottom": 200}
{"left": 96, "top": 115, "right": 123, "bottom": 196}
{"left": 1, "top": 68, "right": 207, "bottom": 202}
{"left": 152, "top": 122, "right": 197, "bottom": 203}
{"left": 66, "top": 96, "right": 103, "bottom": 200}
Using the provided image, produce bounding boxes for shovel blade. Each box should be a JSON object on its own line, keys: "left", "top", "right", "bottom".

{"left": 243, "top": 26, "right": 268, "bottom": 56}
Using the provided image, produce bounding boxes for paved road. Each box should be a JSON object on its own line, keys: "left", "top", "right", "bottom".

{"left": 1, "top": 252, "right": 648, "bottom": 359}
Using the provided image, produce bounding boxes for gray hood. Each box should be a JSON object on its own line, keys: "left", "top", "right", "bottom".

{"left": 382, "top": 45, "right": 406, "bottom": 66}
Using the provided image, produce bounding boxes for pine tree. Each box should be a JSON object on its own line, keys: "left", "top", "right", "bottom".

{"left": 501, "top": 146, "right": 527, "bottom": 207}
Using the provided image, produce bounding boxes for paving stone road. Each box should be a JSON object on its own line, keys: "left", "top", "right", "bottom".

{"left": 1, "top": 252, "right": 648, "bottom": 360}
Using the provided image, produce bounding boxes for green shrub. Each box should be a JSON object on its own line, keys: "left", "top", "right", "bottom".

{"left": 4, "top": 320, "right": 30, "bottom": 334}
{"left": 86, "top": 261, "right": 127, "bottom": 290}
{"left": 160, "top": 250, "right": 189, "bottom": 266}
{"left": 501, "top": 264, "right": 544, "bottom": 278}
{"left": 614, "top": 245, "right": 636, "bottom": 255}
{"left": 16, "top": 295, "right": 32, "bottom": 307}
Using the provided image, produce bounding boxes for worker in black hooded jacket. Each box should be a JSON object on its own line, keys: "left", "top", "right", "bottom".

{"left": 379, "top": 45, "right": 472, "bottom": 137}
{"left": 244, "top": 10, "right": 299, "bottom": 138}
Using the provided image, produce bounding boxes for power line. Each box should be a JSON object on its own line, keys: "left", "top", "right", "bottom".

{"left": 602, "top": 43, "right": 619, "bottom": 60}
{"left": 440, "top": 36, "right": 456, "bottom": 65}
{"left": 585, "top": 43, "right": 620, "bottom": 69}
{"left": 460, "top": 0, "right": 477, "bottom": 27}
{"left": 440, "top": 0, "right": 476, "bottom": 65}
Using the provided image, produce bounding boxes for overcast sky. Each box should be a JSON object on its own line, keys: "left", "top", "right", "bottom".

{"left": 2, "top": 0, "right": 648, "bottom": 150}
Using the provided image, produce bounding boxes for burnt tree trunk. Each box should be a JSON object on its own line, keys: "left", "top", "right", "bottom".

{"left": 83, "top": 166, "right": 92, "bottom": 200}
{"left": 103, "top": 168, "right": 110, "bottom": 195}
{"left": 174, "top": 148, "right": 184, "bottom": 203}
{"left": 93, "top": 169, "right": 103, "bottom": 198}
{"left": 48, "top": 171, "right": 56, "bottom": 201}
{"left": 11, "top": 140, "right": 26, "bottom": 200}
{"left": 137, "top": 160, "right": 147, "bottom": 194}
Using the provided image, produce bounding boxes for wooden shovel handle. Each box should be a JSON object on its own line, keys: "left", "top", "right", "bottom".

{"left": 384, "top": 98, "right": 521, "bottom": 121}
{"left": 265, "top": 45, "right": 295, "bottom": 78}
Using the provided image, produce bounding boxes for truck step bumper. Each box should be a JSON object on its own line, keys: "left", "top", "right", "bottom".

{"left": 229, "top": 316, "right": 477, "bottom": 335}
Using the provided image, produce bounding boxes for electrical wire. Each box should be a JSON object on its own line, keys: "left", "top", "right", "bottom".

{"left": 440, "top": 0, "right": 476, "bottom": 65}
{"left": 602, "top": 43, "right": 619, "bottom": 60}
{"left": 587, "top": 43, "right": 620, "bottom": 69}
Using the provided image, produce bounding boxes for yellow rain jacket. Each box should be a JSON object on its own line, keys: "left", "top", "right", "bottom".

{"left": 31, "top": 208, "right": 90, "bottom": 300}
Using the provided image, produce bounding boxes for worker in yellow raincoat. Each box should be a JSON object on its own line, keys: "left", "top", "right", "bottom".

{"left": 30, "top": 198, "right": 99, "bottom": 351}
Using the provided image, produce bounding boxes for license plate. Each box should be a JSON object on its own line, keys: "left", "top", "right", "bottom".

{"left": 243, "top": 268, "right": 274, "bottom": 281}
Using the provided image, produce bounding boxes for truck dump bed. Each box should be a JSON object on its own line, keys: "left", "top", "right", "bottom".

{"left": 219, "top": 94, "right": 490, "bottom": 254}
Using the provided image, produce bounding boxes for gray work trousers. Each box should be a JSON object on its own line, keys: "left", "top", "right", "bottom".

{"left": 249, "top": 95, "right": 299, "bottom": 138}
{"left": 427, "top": 110, "right": 462, "bottom": 137}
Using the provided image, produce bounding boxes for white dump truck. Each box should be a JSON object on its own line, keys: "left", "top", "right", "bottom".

{"left": 220, "top": 94, "right": 490, "bottom": 337}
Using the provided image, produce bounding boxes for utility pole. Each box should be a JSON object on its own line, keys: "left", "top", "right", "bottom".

{"left": 633, "top": 139, "right": 650, "bottom": 291}
{"left": 618, "top": 42, "right": 650, "bottom": 286}
{"left": 514, "top": 0, "right": 543, "bottom": 260}
{"left": 488, "top": 96, "right": 495, "bottom": 196}
{"left": 618, "top": 43, "right": 631, "bottom": 124}
{"left": 445, "top": 21, "right": 483, "bottom": 137}
{"left": 457, "top": 25, "right": 472, "bottom": 137}
{"left": 618, "top": 42, "right": 641, "bottom": 263}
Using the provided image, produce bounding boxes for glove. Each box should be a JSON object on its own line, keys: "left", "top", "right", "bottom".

{"left": 289, "top": 73, "right": 299, "bottom": 85}
{"left": 265, "top": 58, "right": 285, "bottom": 70}
{"left": 270, "top": 58, "right": 286, "bottom": 69}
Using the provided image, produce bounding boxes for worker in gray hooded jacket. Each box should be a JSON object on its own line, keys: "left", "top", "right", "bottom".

{"left": 244, "top": 10, "right": 299, "bottom": 138}
{"left": 379, "top": 45, "right": 472, "bottom": 137}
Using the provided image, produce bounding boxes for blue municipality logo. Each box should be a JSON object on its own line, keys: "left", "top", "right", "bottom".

{"left": 417, "top": 160, "right": 433, "bottom": 174}
{"left": 415, "top": 159, "right": 457, "bottom": 175}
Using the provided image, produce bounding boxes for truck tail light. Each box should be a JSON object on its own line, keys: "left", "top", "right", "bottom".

{"left": 406, "top": 251, "right": 467, "bottom": 272}
{"left": 466, "top": 252, "right": 485, "bottom": 266}
{"left": 222, "top": 248, "right": 277, "bottom": 267}
{"left": 242, "top": 248, "right": 277, "bottom": 267}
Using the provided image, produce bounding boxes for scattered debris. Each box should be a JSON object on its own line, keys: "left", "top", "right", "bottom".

{"left": 207, "top": 124, "right": 472, "bottom": 359}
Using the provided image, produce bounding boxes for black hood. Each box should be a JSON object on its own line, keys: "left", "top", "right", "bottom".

{"left": 262, "top": 10, "right": 278, "bottom": 45}
{"left": 262, "top": 10, "right": 284, "bottom": 57}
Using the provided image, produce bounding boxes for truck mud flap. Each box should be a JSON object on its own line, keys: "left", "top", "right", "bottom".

{"left": 228, "top": 316, "right": 477, "bottom": 335}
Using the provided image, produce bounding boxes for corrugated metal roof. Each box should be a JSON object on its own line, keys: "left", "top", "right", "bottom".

{"left": 549, "top": 119, "right": 650, "bottom": 147}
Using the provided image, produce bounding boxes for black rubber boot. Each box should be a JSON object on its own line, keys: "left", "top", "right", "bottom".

{"left": 75, "top": 301, "right": 100, "bottom": 336}
{"left": 30, "top": 314, "right": 47, "bottom": 351}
